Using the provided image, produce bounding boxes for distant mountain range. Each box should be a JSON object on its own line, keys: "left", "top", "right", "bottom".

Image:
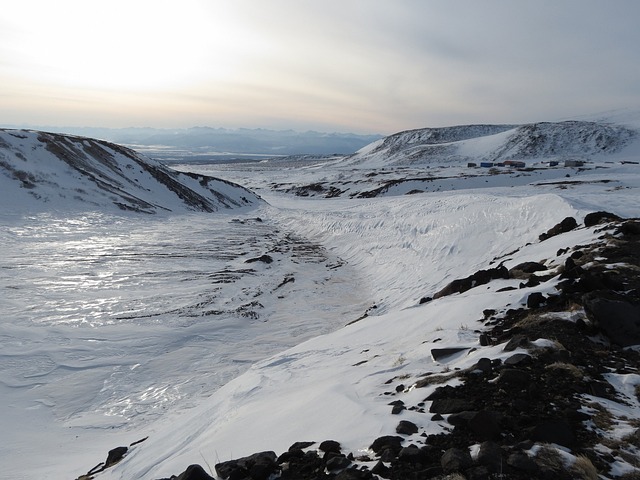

{"left": 0, "top": 129, "right": 262, "bottom": 213}
{"left": 4, "top": 126, "right": 384, "bottom": 159}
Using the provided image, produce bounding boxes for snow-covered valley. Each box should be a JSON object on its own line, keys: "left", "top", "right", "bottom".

{"left": 1, "top": 115, "right": 640, "bottom": 479}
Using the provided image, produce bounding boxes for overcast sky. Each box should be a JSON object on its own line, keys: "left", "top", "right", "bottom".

{"left": 1, "top": 0, "right": 639, "bottom": 134}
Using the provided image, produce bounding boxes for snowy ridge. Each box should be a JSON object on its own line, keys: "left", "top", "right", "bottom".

{"left": 0, "top": 129, "right": 262, "bottom": 213}
{"left": 345, "top": 120, "right": 639, "bottom": 167}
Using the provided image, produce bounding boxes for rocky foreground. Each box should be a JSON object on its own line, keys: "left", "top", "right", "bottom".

{"left": 80, "top": 212, "right": 640, "bottom": 480}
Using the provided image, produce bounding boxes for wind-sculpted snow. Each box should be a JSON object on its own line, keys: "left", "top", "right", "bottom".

{"left": 0, "top": 129, "right": 262, "bottom": 213}
{"left": 345, "top": 120, "right": 638, "bottom": 167}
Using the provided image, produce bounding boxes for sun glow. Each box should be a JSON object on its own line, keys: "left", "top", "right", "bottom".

{"left": 2, "top": 1, "right": 251, "bottom": 92}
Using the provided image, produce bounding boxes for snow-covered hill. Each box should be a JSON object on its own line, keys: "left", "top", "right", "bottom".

{"left": 345, "top": 120, "right": 639, "bottom": 167}
{"left": 0, "top": 129, "right": 262, "bottom": 213}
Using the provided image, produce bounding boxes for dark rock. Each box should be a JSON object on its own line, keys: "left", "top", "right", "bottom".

{"left": 429, "top": 398, "right": 475, "bottom": 414}
{"left": 371, "top": 460, "right": 390, "bottom": 477}
{"left": 244, "top": 254, "right": 273, "bottom": 264}
{"left": 503, "top": 353, "right": 532, "bottom": 367}
{"left": 539, "top": 216, "right": 578, "bottom": 241}
{"left": 433, "top": 266, "right": 509, "bottom": 299}
{"left": 583, "top": 293, "right": 640, "bottom": 347}
{"left": 425, "top": 385, "right": 456, "bottom": 400}
{"left": 473, "top": 357, "right": 493, "bottom": 375}
{"left": 476, "top": 441, "right": 503, "bottom": 472}
{"left": 529, "top": 420, "right": 575, "bottom": 448}
{"left": 105, "top": 446, "right": 128, "bottom": 467}
{"left": 447, "top": 411, "right": 477, "bottom": 427}
{"left": 391, "top": 404, "right": 405, "bottom": 414}
{"left": 215, "top": 451, "right": 277, "bottom": 480}
{"left": 277, "top": 449, "right": 304, "bottom": 463}
{"left": 288, "top": 441, "right": 315, "bottom": 452}
{"left": 483, "top": 309, "right": 496, "bottom": 318}
{"left": 497, "top": 368, "right": 531, "bottom": 386}
{"left": 466, "top": 465, "right": 491, "bottom": 480}
{"left": 176, "top": 464, "right": 215, "bottom": 480}
{"left": 509, "top": 261, "right": 547, "bottom": 278}
{"left": 319, "top": 440, "right": 341, "bottom": 454}
{"left": 397, "top": 445, "right": 426, "bottom": 464}
{"left": 617, "top": 220, "right": 640, "bottom": 236}
{"left": 369, "top": 436, "right": 403, "bottom": 456}
{"left": 503, "top": 334, "right": 529, "bottom": 351}
{"left": 335, "top": 467, "right": 374, "bottom": 480}
{"left": 584, "top": 211, "right": 621, "bottom": 227}
{"left": 441, "top": 447, "right": 473, "bottom": 474}
{"left": 468, "top": 411, "right": 502, "bottom": 441}
{"left": 431, "top": 347, "right": 469, "bottom": 361}
{"left": 326, "top": 455, "right": 351, "bottom": 471}
{"left": 507, "top": 452, "right": 538, "bottom": 472}
{"left": 527, "top": 292, "right": 546, "bottom": 308}
{"left": 396, "top": 420, "right": 419, "bottom": 435}
{"left": 560, "top": 257, "right": 583, "bottom": 279}
{"left": 588, "top": 380, "right": 614, "bottom": 398}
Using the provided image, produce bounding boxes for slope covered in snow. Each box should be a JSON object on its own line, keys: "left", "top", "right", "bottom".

{"left": 344, "top": 120, "right": 639, "bottom": 167}
{"left": 0, "top": 129, "right": 261, "bottom": 213}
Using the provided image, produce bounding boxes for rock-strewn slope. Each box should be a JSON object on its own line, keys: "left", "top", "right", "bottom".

{"left": 0, "top": 129, "right": 262, "bottom": 213}
{"left": 81, "top": 214, "right": 640, "bottom": 479}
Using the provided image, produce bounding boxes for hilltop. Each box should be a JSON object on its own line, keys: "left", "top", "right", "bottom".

{"left": 0, "top": 129, "right": 261, "bottom": 214}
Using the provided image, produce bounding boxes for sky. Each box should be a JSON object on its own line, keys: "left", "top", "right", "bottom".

{"left": 1, "top": 0, "right": 640, "bottom": 135}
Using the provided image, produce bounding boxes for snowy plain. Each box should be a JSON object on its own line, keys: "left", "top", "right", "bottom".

{"left": 1, "top": 119, "right": 640, "bottom": 479}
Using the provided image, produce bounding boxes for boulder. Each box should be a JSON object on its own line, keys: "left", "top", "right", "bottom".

{"left": 431, "top": 347, "right": 469, "bottom": 361}
{"left": 584, "top": 293, "right": 640, "bottom": 347}
{"left": 584, "top": 211, "right": 621, "bottom": 227}
{"left": 433, "top": 266, "right": 509, "bottom": 298}
{"left": 441, "top": 447, "right": 473, "bottom": 474}
{"left": 105, "top": 447, "right": 128, "bottom": 468}
{"left": 396, "top": 420, "right": 419, "bottom": 435}
{"left": 244, "top": 254, "right": 273, "bottom": 264}
{"left": 325, "top": 455, "right": 351, "bottom": 471}
{"left": 476, "top": 441, "right": 503, "bottom": 472}
{"left": 539, "top": 217, "right": 578, "bottom": 241}
{"left": 369, "top": 436, "right": 403, "bottom": 456}
{"left": 176, "top": 464, "right": 215, "bottom": 480}
{"left": 507, "top": 452, "right": 538, "bottom": 473}
{"left": 215, "top": 451, "right": 278, "bottom": 480}
{"left": 528, "top": 420, "right": 575, "bottom": 448}
{"left": 319, "top": 440, "right": 341, "bottom": 454}
{"left": 509, "top": 261, "right": 548, "bottom": 279}
{"left": 527, "top": 292, "right": 546, "bottom": 308}
{"left": 497, "top": 368, "right": 531, "bottom": 387}
{"left": 429, "top": 398, "right": 475, "bottom": 414}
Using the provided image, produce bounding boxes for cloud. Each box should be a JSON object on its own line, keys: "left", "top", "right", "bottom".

{"left": 1, "top": 0, "right": 640, "bottom": 132}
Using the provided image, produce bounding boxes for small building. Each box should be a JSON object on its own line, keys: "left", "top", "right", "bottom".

{"left": 480, "top": 162, "right": 494, "bottom": 168}
{"left": 467, "top": 162, "right": 477, "bottom": 168}
{"left": 549, "top": 161, "right": 559, "bottom": 167}
{"left": 503, "top": 160, "right": 526, "bottom": 168}
{"left": 565, "top": 160, "right": 585, "bottom": 167}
